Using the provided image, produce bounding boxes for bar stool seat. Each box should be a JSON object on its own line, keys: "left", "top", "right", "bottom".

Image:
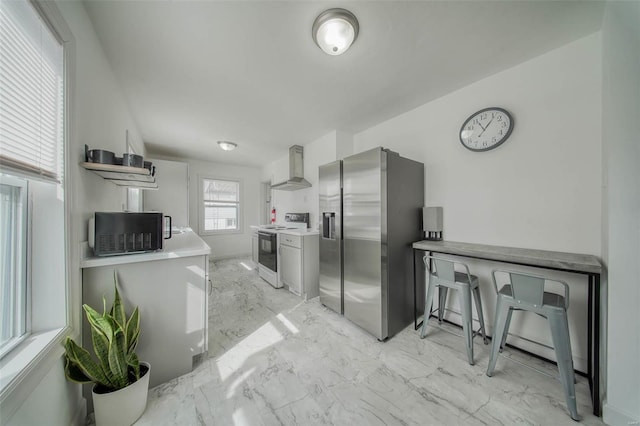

{"left": 420, "top": 255, "right": 488, "bottom": 365}
{"left": 486, "top": 270, "right": 580, "bottom": 421}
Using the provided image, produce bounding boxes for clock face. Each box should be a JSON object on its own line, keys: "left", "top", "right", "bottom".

{"left": 459, "top": 107, "right": 514, "bottom": 152}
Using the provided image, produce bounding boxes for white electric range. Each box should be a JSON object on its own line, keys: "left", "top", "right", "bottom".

{"left": 257, "top": 213, "right": 309, "bottom": 288}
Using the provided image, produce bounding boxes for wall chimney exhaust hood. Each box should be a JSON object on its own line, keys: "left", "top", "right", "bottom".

{"left": 271, "top": 145, "right": 312, "bottom": 191}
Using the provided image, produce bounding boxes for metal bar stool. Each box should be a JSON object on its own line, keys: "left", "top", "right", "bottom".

{"left": 420, "top": 255, "right": 488, "bottom": 365}
{"left": 486, "top": 269, "right": 579, "bottom": 421}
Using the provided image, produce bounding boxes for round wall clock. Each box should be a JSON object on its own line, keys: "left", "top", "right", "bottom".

{"left": 459, "top": 107, "right": 514, "bottom": 152}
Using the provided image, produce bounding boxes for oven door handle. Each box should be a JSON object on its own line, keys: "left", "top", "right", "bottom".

{"left": 258, "top": 231, "right": 275, "bottom": 238}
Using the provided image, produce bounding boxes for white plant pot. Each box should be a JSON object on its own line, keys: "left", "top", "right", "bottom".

{"left": 92, "top": 362, "right": 150, "bottom": 426}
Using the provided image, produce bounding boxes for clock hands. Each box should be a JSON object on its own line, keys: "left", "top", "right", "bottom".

{"left": 478, "top": 117, "right": 495, "bottom": 137}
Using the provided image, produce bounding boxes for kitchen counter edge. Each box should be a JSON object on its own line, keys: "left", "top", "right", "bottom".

{"left": 80, "top": 229, "right": 211, "bottom": 269}
{"left": 278, "top": 229, "right": 319, "bottom": 236}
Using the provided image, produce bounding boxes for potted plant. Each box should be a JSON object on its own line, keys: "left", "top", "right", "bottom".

{"left": 63, "top": 273, "right": 150, "bottom": 426}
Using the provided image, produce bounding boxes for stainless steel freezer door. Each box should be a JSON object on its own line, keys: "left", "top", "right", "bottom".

{"left": 343, "top": 148, "right": 386, "bottom": 339}
{"left": 319, "top": 160, "right": 343, "bottom": 314}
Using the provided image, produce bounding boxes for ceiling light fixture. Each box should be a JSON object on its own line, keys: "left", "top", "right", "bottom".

{"left": 312, "top": 8, "right": 359, "bottom": 56}
{"left": 217, "top": 141, "right": 237, "bottom": 151}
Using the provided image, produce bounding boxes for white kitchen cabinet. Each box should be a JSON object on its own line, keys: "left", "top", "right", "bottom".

{"left": 278, "top": 232, "right": 319, "bottom": 299}
{"left": 81, "top": 231, "right": 210, "bottom": 394}
{"left": 82, "top": 254, "right": 208, "bottom": 389}
{"left": 280, "top": 243, "right": 302, "bottom": 294}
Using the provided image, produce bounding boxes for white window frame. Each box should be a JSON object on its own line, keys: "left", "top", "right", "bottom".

{"left": 0, "top": 0, "right": 76, "bottom": 421}
{"left": 198, "top": 175, "right": 243, "bottom": 235}
{"left": 0, "top": 175, "right": 30, "bottom": 358}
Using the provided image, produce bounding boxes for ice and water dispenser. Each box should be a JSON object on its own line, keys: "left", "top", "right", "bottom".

{"left": 322, "top": 212, "right": 336, "bottom": 239}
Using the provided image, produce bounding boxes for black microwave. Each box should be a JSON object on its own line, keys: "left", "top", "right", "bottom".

{"left": 89, "top": 212, "right": 172, "bottom": 256}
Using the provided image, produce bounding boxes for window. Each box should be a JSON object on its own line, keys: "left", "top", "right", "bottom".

{"left": 200, "top": 177, "right": 241, "bottom": 234}
{"left": 0, "top": 0, "right": 71, "bottom": 418}
{"left": 0, "top": 0, "right": 66, "bottom": 367}
{"left": 1, "top": 0, "right": 66, "bottom": 360}
{"left": 0, "top": 176, "right": 28, "bottom": 356}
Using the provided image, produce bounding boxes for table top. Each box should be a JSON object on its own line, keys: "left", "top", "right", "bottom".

{"left": 412, "top": 240, "right": 602, "bottom": 275}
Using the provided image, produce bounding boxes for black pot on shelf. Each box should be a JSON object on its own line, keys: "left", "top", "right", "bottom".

{"left": 143, "top": 161, "right": 156, "bottom": 176}
{"left": 123, "top": 153, "right": 144, "bottom": 168}
{"left": 85, "top": 145, "right": 115, "bottom": 164}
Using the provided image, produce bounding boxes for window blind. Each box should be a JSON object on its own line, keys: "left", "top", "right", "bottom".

{"left": 202, "top": 178, "right": 240, "bottom": 231}
{"left": 0, "top": 0, "right": 64, "bottom": 182}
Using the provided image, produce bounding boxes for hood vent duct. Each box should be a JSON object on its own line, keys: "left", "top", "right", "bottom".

{"left": 271, "top": 145, "right": 312, "bottom": 191}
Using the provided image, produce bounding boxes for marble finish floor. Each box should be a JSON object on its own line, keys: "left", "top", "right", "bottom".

{"left": 136, "top": 257, "right": 604, "bottom": 425}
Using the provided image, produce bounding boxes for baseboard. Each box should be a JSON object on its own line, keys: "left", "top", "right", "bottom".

{"left": 70, "top": 397, "right": 86, "bottom": 426}
{"left": 603, "top": 402, "right": 639, "bottom": 426}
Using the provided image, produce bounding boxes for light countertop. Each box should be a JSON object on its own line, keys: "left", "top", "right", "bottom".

{"left": 412, "top": 240, "right": 602, "bottom": 274}
{"left": 279, "top": 229, "right": 319, "bottom": 236}
{"left": 249, "top": 224, "right": 319, "bottom": 236}
{"left": 81, "top": 228, "right": 211, "bottom": 269}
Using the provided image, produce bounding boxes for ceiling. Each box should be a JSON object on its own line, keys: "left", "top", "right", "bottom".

{"left": 83, "top": 1, "right": 603, "bottom": 167}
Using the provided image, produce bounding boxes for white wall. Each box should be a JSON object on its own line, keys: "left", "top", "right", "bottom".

{"left": 6, "top": 359, "right": 83, "bottom": 426}
{"left": 6, "top": 1, "right": 146, "bottom": 424}
{"left": 601, "top": 2, "right": 640, "bottom": 425}
{"left": 354, "top": 34, "right": 602, "bottom": 371}
{"left": 183, "top": 158, "right": 262, "bottom": 259}
{"left": 356, "top": 33, "right": 601, "bottom": 254}
{"left": 263, "top": 131, "right": 338, "bottom": 229}
{"left": 143, "top": 158, "right": 190, "bottom": 227}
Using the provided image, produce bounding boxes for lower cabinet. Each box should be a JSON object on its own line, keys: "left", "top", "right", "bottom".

{"left": 278, "top": 233, "right": 319, "bottom": 299}
{"left": 280, "top": 244, "right": 302, "bottom": 295}
{"left": 82, "top": 254, "right": 209, "bottom": 389}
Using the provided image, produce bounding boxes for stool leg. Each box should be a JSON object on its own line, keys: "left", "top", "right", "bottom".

{"left": 472, "top": 286, "right": 488, "bottom": 344}
{"left": 460, "top": 285, "right": 474, "bottom": 365}
{"left": 438, "top": 287, "right": 449, "bottom": 323}
{"left": 486, "top": 297, "right": 510, "bottom": 377}
{"left": 420, "top": 276, "right": 437, "bottom": 339}
{"left": 499, "top": 309, "right": 513, "bottom": 352}
{"left": 548, "top": 309, "right": 580, "bottom": 421}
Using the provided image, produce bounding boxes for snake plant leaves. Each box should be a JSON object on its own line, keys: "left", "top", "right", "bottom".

{"left": 83, "top": 304, "right": 114, "bottom": 345}
{"left": 110, "top": 272, "right": 127, "bottom": 329}
{"left": 107, "top": 322, "right": 129, "bottom": 389}
{"left": 126, "top": 306, "right": 140, "bottom": 354}
{"left": 127, "top": 351, "right": 141, "bottom": 381}
{"left": 63, "top": 337, "right": 114, "bottom": 387}
{"left": 63, "top": 351, "right": 91, "bottom": 383}
{"left": 88, "top": 314, "right": 112, "bottom": 382}
{"left": 63, "top": 270, "right": 144, "bottom": 392}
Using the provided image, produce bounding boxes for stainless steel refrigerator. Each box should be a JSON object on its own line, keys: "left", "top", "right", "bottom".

{"left": 319, "top": 147, "right": 424, "bottom": 340}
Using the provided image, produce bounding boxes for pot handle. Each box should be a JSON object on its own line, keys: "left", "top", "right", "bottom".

{"left": 85, "top": 144, "right": 91, "bottom": 162}
{"left": 164, "top": 215, "right": 172, "bottom": 240}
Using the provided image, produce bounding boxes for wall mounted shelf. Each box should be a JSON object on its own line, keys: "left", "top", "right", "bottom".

{"left": 80, "top": 162, "right": 158, "bottom": 189}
